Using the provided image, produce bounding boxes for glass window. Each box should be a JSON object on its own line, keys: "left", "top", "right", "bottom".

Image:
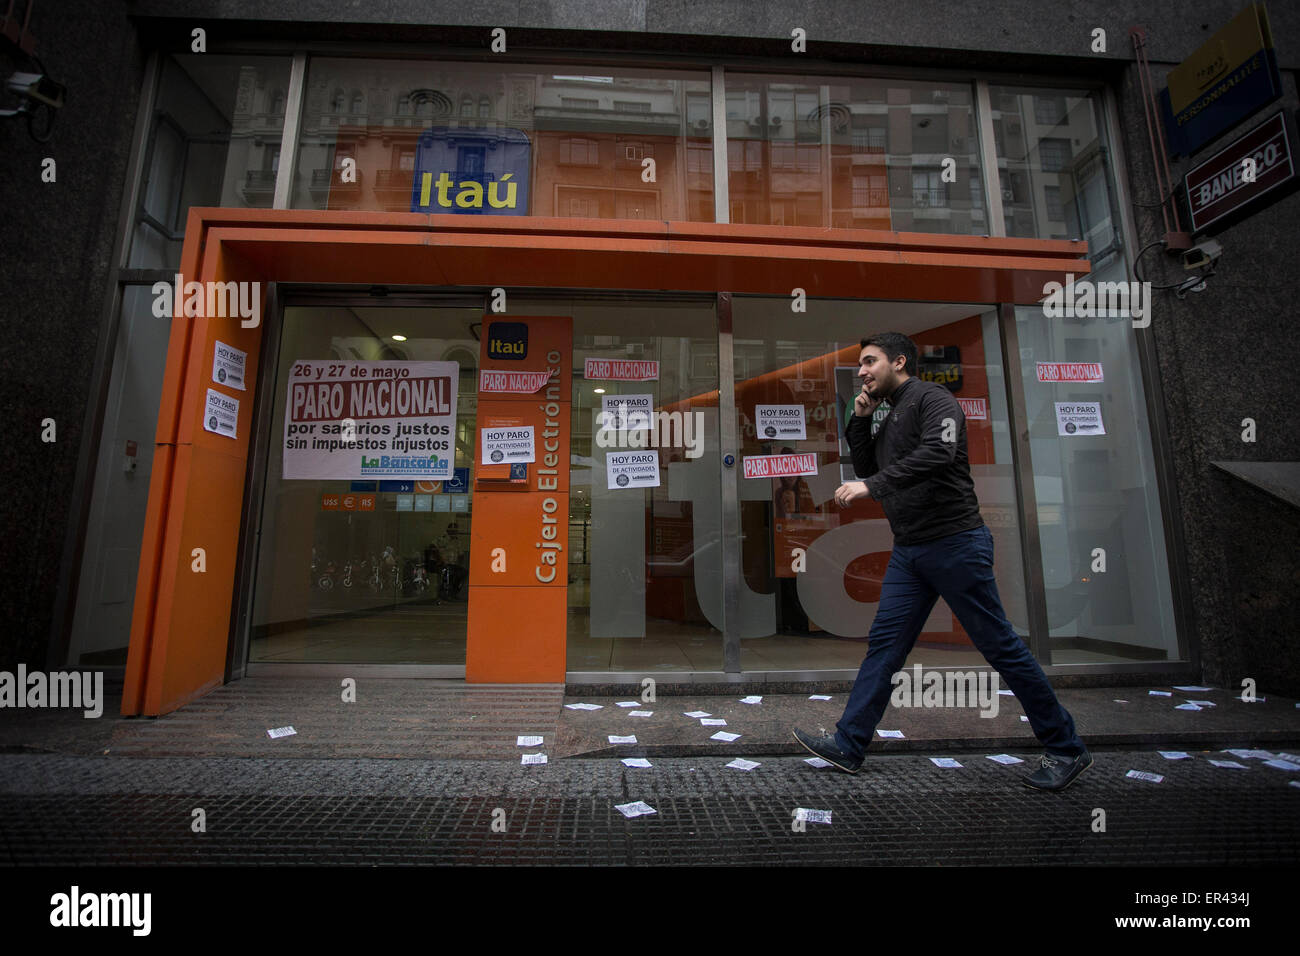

{"left": 724, "top": 74, "right": 985, "bottom": 233}
{"left": 991, "top": 86, "right": 1116, "bottom": 257}
{"left": 292, "top": 59, "right": 713, "bottom": 221}
{"left": 1014, "top": 257, "right": 1179, "bottom": 663}
{"left": 506, "top": 296, "right": 723, "bottom": 673}
{"left": 729, "top": 297, "right": 1027, "bottom": 671}
{"left": 127, "top": 54, "right": 293, "bottom": 269}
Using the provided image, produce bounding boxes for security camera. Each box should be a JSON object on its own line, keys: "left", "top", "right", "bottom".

{"left": 1182, "top": 238, "right": 1222, "bottom": 270}
{"left": 6, "top": 72, "right": 64, "bottom": 109}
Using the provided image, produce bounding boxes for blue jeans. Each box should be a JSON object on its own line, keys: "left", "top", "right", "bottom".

{"left": 834, "top": 525, "right": 1086, "bottom": 760}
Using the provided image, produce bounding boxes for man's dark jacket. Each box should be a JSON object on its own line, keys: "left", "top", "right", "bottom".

{"left": 844, "top": 375, "right": 984, "bottom": 545}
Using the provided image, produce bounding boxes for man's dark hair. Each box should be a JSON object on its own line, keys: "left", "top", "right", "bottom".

{"left": 860, "top": 332, "right": 917, "bottom": 376}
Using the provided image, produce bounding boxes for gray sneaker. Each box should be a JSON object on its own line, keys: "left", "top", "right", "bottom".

{"left": 1022, "top": 750, "right": 1093, "bottom": 791}
{"left": 792, "top": 728, "right": 862, "bottom": 773}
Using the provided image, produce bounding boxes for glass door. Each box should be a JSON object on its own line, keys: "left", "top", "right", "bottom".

{"left": 246, "top": 301, "right": 480, "bottom": 668}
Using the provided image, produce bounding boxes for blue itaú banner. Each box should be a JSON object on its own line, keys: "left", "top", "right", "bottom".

{"left": 410, "top": 127, "right": 531, "bottom": 215}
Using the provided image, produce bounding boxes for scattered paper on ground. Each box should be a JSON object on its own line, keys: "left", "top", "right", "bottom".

{"left": 998, "top": 690, "right": 1015, "bottom": 696}
{"left": 1263, "top": 759, "right": 1300, "bottom": 771}
{"left": 629, "top": 710, "right": 653, "bottom": 717}
{"left": 615, "top": 701, "right": 639, "bottom": 708}
{"left": 804, "top": 757, "right": 832, "bottom": 768}
{"left": 621, "top": 757, "right": 652, "bottom": 768}
{"left": 1175, "top": 703, "right": 1201, "bottom": 711}
{"left": 930, "top": 757, "right": 963, "bottom": 768}
{"left": 726, "top": 758, "right": 761, "bottom": 770}
{"left": 1225, "top": 749, "right": 1273, "bottom": 760}
{"left": 1209, "top": 759, "right": 1247, "bottom": 769}
{"left": 267, "top": 726, "right": 296, "bottom": 739}
{"left": 877, "top": 729, "right": 904, "bottom": 738}
{"left": 566, "top": 703, "right": 602, "bottom": 710}
{"left": 521, "top": 753, "right": 547, "bottom": 765}
{"left": 1019, "top": 716, "right": 1029, "bottom": 721}
{"left": 1173, "top": 685, "right": 1212, "bottom": 691}
{"left": 614, "top": 801, "right": 657, "bottom": 818}
{"left": 987, "top": 754, "right": 1023, "bottom": 765}
{"left": 701, "top": 718, "right": 727, "bottom": 726}
{"left": 1158, "top": 751, "right": 1190, "bottom": 760}
{"left": 608, "top": 735, "right": 637, "bottom": 744}
{"left": 1186, "top": 700, "right": 1216, "bottom": 707}
{"left": 1148, "top": 690, "right": 1172, "bottom": 697}
{"left": 710, "top": 731, "right": 741, "bottom": 742}
{"left": 794, "top": 808, "right": 832, "bottom": 824}
{"left": 1113, "top": 699, "right": 1128, "bottom": 703}
{"left": 739, "top": 695, "right": 762, "bottom": 704}
{"left": 516, "top": 735, "right": 543, "bottom": 746}
{"left": 1126, "top": 770, "right": 1164, "bottom": 783}
{"left": 808, "top": 695, "right": 832, "bottom": 700}
{"left": 683, "top": 710, "right": 711, "bottom": 718}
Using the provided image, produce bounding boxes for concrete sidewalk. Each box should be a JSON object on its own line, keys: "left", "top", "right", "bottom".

{"left": 2, "top": 677, "right": 1298, "bottom": 760}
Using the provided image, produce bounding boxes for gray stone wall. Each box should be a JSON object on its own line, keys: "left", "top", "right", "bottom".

{"left": 0, "top": 1, "right": 145, "bottom": 669}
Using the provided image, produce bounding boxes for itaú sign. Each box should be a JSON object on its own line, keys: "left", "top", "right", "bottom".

{"left": 1184, "top": 110, "right": 1297, "bottom": 234}
{"left": 410, "top": 126, "right": 531, "bottom": 214}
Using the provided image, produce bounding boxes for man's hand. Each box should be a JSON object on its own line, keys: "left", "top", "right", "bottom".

{"left": 834, "top": 480, "right": 870, "bottom": 507}
{"left": 853, "top": 382, "right": 883, "bottom": 418}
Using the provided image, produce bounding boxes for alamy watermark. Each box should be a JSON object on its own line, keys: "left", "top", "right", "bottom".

{"left": 595, "top": 409, "right": 704, "bottom": 459}
{"left": 152, "top": 274, "right": 261, "bottom": 328}
{"left": 1041, "top": 273, "right": 1151, "bottom": 328}
{"left": 0, "top": 665, "right": 103, "bottom": 718}
{"left": 890, "top": 664, "right": 1000, "bottom": 718}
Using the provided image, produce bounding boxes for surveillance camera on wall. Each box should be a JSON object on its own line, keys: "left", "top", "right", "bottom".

{"left": 1182, "top": 238, "right": 1222, "bottom": 270}
{"left": 6, "top": 71, "right": 65, "bottom": 109}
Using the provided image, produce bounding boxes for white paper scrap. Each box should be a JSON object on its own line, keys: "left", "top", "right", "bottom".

{"left": 621, "top": 757, "right": 652, "bottom": 768}
{"left": 793, "top": 808, "right": 832, "bottom": 824}
{"left": 987, "top": 754, "right": 1024, "bottom": 765}
{"left": 804, "top": 757, "right": 832, "bottom": 768}
{"left": 1113, "top": 699, "right": 1129, "bottom": 703}
{"left": 614, "top": 801, "right": 657, "bottom": 818}
{"left": 726, "top": 758, "right": 761, "bottom": 771}
{"left": 739, "top": 695, "right": 763, "bottom": 704}
{"left": 930, "top": 757, "right": 963, "bottom": 768}
{"left": 710, "top": 731, "right": 741, "bottom": 742}
{"left": 1290, "top": 780, "right": 1300, "bottom": 789}
{"left": 521, "top": 753, "right": 547, "bottom": 765}
{"left": 1149, "top": 690, "right": 1172, "bottom": 697}
{"left": 877, "top": 729, "right": 905, "bottom": 738}
{"left": 1158, "top": 751, "right": 1190, "bottom": 760}
{"left": 267, "top": 726, "right": 296, "bottom": 739}
{"left": 808, "top": 695, "right": 832, "bottom": 701}
{"left": 616, "top": 701, "right": 640, "bottom": 708}
{"left": 516, "top": 735, "right": 543, "bottom": 746}
{"left": 608, "top": 735, "right": 638, "bottom": 744}
{"left": 998, "top": 689, "right": 1015, "bottom": 696}
{"left": 1186, "top": 700, "right": 1217, "bottom": 707}
{"left": 1225, "top": 749, "right": 1273, "bottom": 760}
{"left": 700, "top": 718, "right": 727, "bottom": 726}
{"left": 1175, "top": 703, "right": 1202, "bottom": 711}
{"left": 1020, "top": 716, "right": 1029, "bottom": 721}
{"left": 1209, "top": 760, "right": 1248, "bottom": 769}
{"left": 565, "top": 703, "right": 603, "bottom": 710}
{"left": 1263, "top": 759, "right": 1300, "bottom": 772}
{"left": 629, "top": 711, "right": 653, "bottom": 717}
{"left": 1274, "top": 753, "right": 1300, "bottom": 764}
{"left": 1126, "top": 770, "right": 1164, "bottom": 783}
{"left": 683, "top": 710, "right": 711, "bottom": 718}
{"left": 1173, "top": 685, "right": 1212, "bottom": 691}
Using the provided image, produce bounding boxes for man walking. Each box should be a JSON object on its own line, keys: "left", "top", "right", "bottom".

{"left": 793, "top": 332, "right": 1091, "bottom": 791}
